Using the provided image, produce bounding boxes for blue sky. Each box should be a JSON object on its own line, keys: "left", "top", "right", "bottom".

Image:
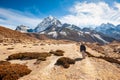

{"left": 0, "top": 0, "right": 120, "bottom": 29}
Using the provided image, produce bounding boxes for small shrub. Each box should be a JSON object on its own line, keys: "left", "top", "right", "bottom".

{"left": 33, "top": 44, "right": 39, "bottom": 46}
{"left": 2, "top": 74, "right": 19, "bottom": 80}
{"left": 0, "top": 61, "right": 11, "bottom": 65}
{"left": 56, "top": 50, "right": 64, "bottom": 53}
{"left": 113, "top": 48, "right": 120, "bottom": 54}
{"left": 49, "top": 50, "right": 64, "bottom": 56}
{"left": 6, "top": 52, "right": 51, "bottom": 60}
{"left": 0, "top": 64, "right": 31, "bottom": 80}
{"left": 49, "top": 50, "right": 54, "bottom": 54}
{"left": 98, "top": 56, "right": 120, "bottom": 65}
{"left": 23, "top": 46, "right": 27, "bottom": 47}
{"left": 63, "top": 63, "right": 70, "bottom": 68}
{"left": 34, "top": 57, "right": 46, "bottom": 65}
{"left": 55, "top": 57, "right": 75, "bottom": 68}
{"left": 67, "top": 59, "right": 76, "bottom": 64}
{"left": 34, "top": 60, "right": 41, "bottom": 65}
{"left": 3, "top": 44, "right": 8, "bottom": 46}
{"left": 37, "top": 57, "right": 46, "bottom": 61}
{"left": 86, "top": 51, "right": 120, "bottom": 65}
{"left": 7, "top": 48, "right": 14, "bottom": 50}
{"left": 0, "top": 40, "right": 3, "bottom": 43}
{"left": 40, "top": 43, "right": 45, "bottom": 46}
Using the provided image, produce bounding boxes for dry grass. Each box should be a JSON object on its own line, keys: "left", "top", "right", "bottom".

{"left": 2, "top": 74, "right": 19, "bottom": 80}
{"left": 86, "top": 51, "right": 120, "bottom": 65}
{"left": 0, "top": 61, "right": 11, "bottom": 65}
{"left": 6, "top": 52, "right": 51, "bottom": 60}
{"left": 49, "top": 50, "right": 64, "bottom": 56}
{"left": 34, "top": 57, "right": 46, "bottom": 65}
{"left": 0, "top": 63, "right": 31, "bottom": 80}
{"left": 98, "top": 56, "right": 120, "bottom": 65}
{"left": 33, "top": 44, "right": 39, "bottom": 46}
{"left": 0, "top": 26, "right": 36, "bottom": 43}
{"left": 7, "top": 47, "right": 14, "bottom": 50}
{"left": 113, "top": 48, "right": 120, "bottom": 54}
{"left": 37, "top": 57, "right": 46, "bottom": 61}
{"left": 40, "top": 43, "right": 45, "bottom": 46}
{"left": 23, "top": 46, "right": 27, "bottom": 47}
{"left": 3, "top": 44, "right": 8, "bottom": 46}
{"left": 0, "top": 40, "right": 3, "bottom": 43}
{"left": 86, "top": 43, "right": 105, "bottom": 54}
{"left": 55, "top": 57, "right": 75, "bottom": 68}
{"left": 56, "top": 50, "right": 64, "bottom": 53}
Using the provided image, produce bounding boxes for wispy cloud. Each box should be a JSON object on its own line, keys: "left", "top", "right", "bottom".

{"left": 0, "top": 1, "right": 120, "bottom": 29}
{"left": 0, "top": 8, "right": 41, "bottom": 29}
{"left": 60, "top": 1, "right": 120, "bottom": 27}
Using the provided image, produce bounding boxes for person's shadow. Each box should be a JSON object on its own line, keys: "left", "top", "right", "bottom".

{"left": 74, "top": 58, "right": 83, "bottom": 61}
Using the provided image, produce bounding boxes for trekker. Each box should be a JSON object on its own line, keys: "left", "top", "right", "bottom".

{"left": 80, "top": 43, "right": 86, "bottom": 59}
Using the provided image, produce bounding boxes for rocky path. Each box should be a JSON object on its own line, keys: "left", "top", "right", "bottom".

{"left": 0, "top": 43, "right": 120, "bottom": 80}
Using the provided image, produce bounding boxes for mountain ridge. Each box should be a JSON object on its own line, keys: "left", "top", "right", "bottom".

{"left": 14, "top": 16, "right": 120, "bottom": 44}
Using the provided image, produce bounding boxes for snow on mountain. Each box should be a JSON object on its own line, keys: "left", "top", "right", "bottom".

{"left": 62, "top": 23, "right": 81, "bottom": 31}
{"left": 33, "top": 16, "right": 116, "bottom": 44}
{"left": 15, "top": 16, "right": 118, "bottom": 44}
{"left": 93, "top": 34, "right": 109, "bottom": 43}
{"left": 48, "top": 31, "right": 58, "bottom": 38}
{"left": 116, "top": 25, "right": 120, "bottom": 31}
{"left": 95, "top": 23, "right": 115, "bottom": 32}
{"left": 16, "top": 25, "right": 33, "bottom": 33}
{"left": 84, "top": 32, "right": 90, "bottom": 34}
{"left": 60, "top": 31, "right": 67, "bottom": 36}
{"left": 77, "top": 31, "right": 83, "bottom": 36}
{"left": 95, "top": 23, "right": 120, "bottom": 40}
{"left": 34, "top": 16, "right": 62, "bottom": 32}
{"left": 39, "top": 22, "right": 114, "bottom": 44}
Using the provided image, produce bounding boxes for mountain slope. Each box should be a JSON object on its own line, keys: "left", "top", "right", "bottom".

{"left": 34, "top": 16, "right": 62, "bottom": 32}
{"left": 0, "top": 26, "right": 36, "bottom": 43}
{"left": 95, "top": 23, "right": 120, "bottom": 40}
{"left": 15, "top": 16, "right": 118, "bottom": 44}
{"left": 38, "top": 22, "right": 115, "bottom": 44}
{"left": 26, "top": 33, "right": 49, "bottom": 40}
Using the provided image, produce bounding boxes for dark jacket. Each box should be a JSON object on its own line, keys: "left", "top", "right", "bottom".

{"left": 80, "top": 44, "right": 86, "bottom": 52}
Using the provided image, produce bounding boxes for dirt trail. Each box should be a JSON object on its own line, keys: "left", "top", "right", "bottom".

{"left": 83, "top": 57, "right": 99, "bottom": 79}
{"left": 37, "top": 56, "right": 60, "bottom": 79}
{"left": 0, "top": 43, "right": 120, "bottom": 80}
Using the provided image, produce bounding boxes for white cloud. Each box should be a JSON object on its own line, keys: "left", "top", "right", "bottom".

{"left": 60, "top": 2, "right": 120, "bottom": 27}
{"left": 0, "top": 8, "right": 41, "bottom": 29}
{"left": 114, "top": 2, "right": 120, "bottom": 10}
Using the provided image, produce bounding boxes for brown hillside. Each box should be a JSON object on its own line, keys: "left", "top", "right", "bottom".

{"left": 0, "top": 26, "right": 37, "bottom": 43}
{"left": 26, "top": 33, "right": 49, "bottom": 40}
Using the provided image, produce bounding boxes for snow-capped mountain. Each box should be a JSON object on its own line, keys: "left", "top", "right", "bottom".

{"left": 16, "top": 25, "right": 33, "bottom": 33}
{"left": 95, "top": 23, "right": 120, "bottom": 40}
{"left": 37, "top": 18, "right": 115, "bottom": 44}
{"left": 62, "top": 23, "right": 81, "bottom": 31}
{"left": 34, "top": 16, "right": 62, "bottom": 32}
{"left": 15, "top": 16, "right": 118, "bottom": 44}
